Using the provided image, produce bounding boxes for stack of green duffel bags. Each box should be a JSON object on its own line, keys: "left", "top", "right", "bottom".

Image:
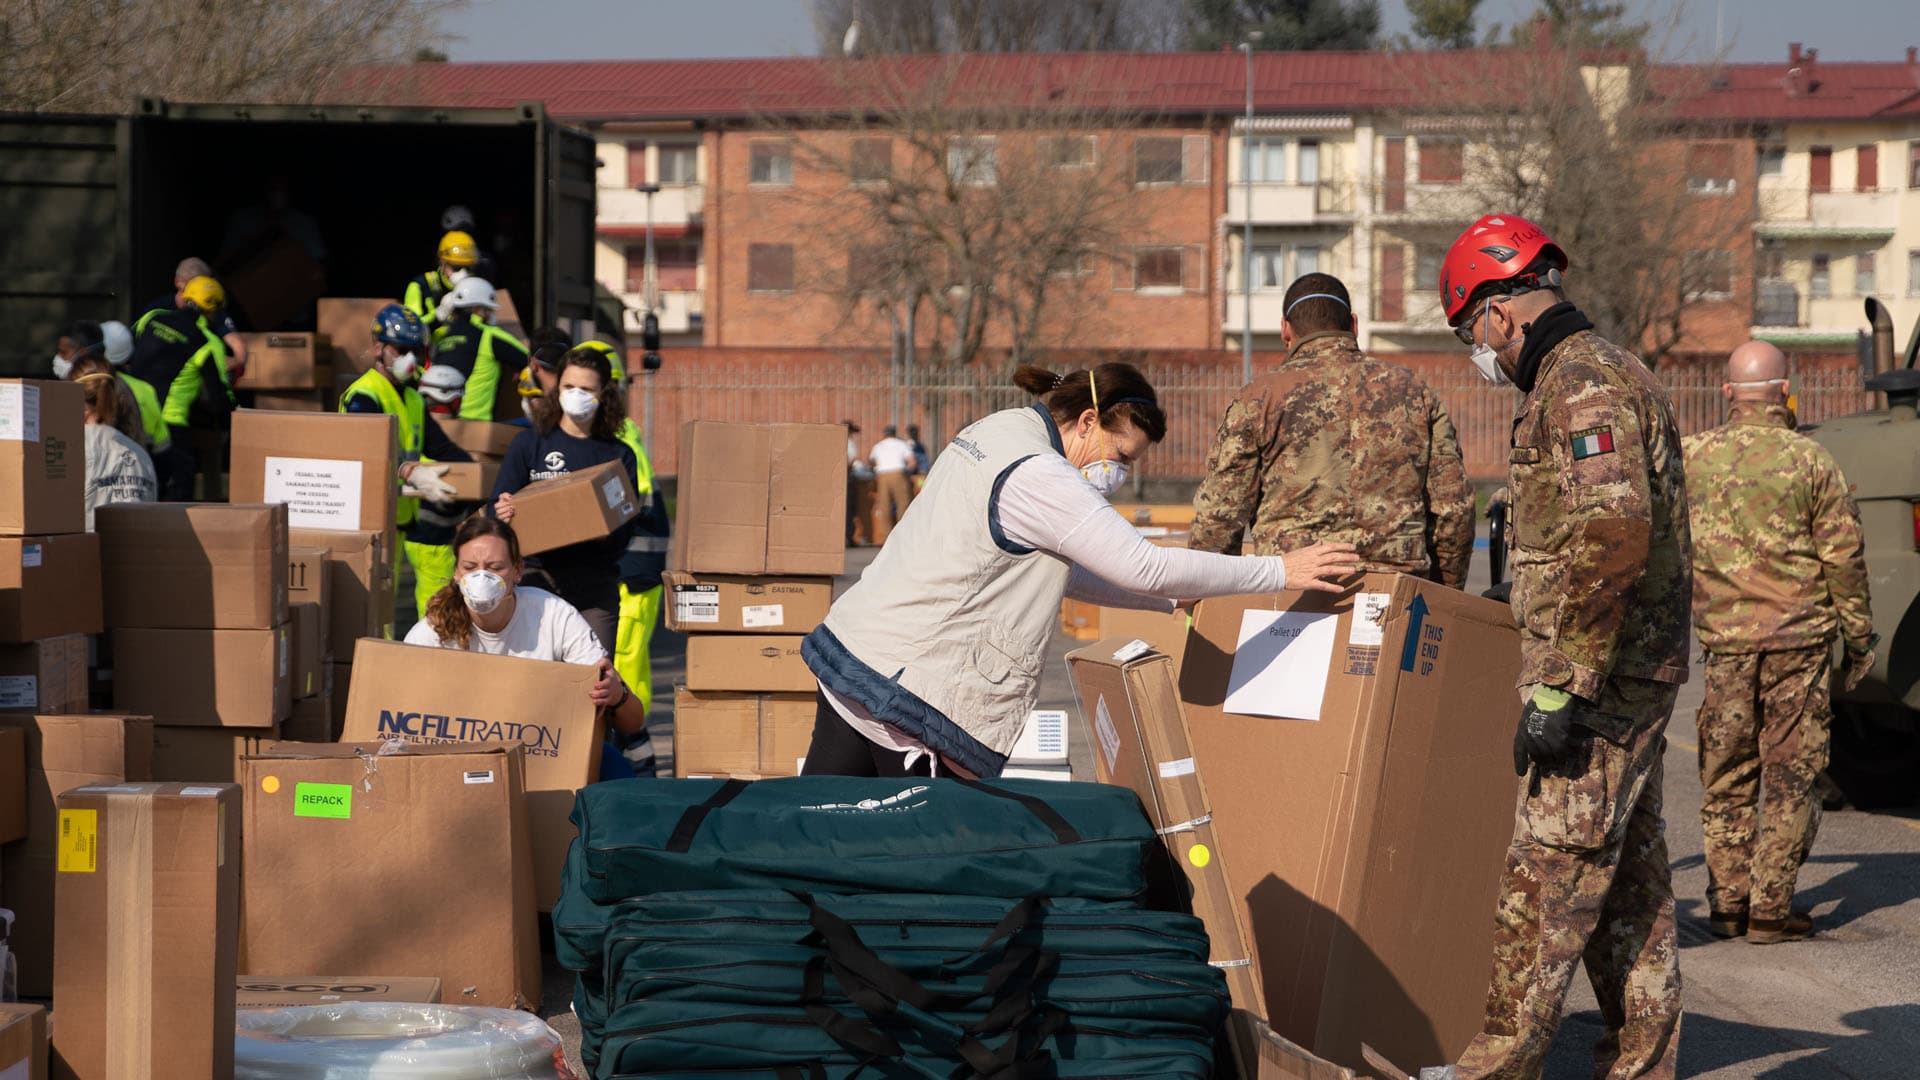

{"left": 554, "top": 776, "right": 1230, "bottom": 1079}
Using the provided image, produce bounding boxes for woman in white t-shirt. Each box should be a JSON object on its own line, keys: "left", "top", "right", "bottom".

{"left": 405, "top": 516, "right": 650, "bottom": 770}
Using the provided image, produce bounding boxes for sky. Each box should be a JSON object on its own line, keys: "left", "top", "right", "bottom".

{"left": 447, "top": 0, "right": 1916, "bottom": 64}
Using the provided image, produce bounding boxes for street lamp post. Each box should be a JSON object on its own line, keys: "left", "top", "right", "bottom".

{"left": 637, "top": 182, "right": 661, "bottom": 457}
{"left": 1239, "top": 32, "right": 1261, "bottom": 386}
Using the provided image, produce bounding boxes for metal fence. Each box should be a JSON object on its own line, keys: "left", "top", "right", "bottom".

{"left": 633, "top": 353, "right": 1872, "bottom": 483}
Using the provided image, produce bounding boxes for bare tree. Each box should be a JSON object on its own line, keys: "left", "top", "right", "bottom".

{"left": 0, "top": 0, "right": 460, "bottom": 113}
{"left": 813, "top": 0, "right": 1183, "bottom": 56}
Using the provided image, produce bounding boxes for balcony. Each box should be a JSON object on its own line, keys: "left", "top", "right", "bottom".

{"left": 1369, "top": 289, "right": 1450, "bottom": 335}
{"left": 1755, "top": 187, "right": 1900, "bottom": 239}
{"left": 597, "top": 184, "right": 705, "bottom": 227}
{"left": 1226, "top": 181, "right": 1355, "bottom": 224}
{"left": 618, "top": 289, "right": 704, "bottom": 336}
{"left": 1373, "top": 183, "right": 1472, "bottom": 222}
{"left": 1221, "top": 292, "right": 1293, "bottom": 335}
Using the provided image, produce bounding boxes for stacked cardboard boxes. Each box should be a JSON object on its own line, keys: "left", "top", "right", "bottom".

{"left": 0, "top": 380, "right": 104, "bottom": 648}
{"left": 667, "top": 420, "right": 847, "bottom": 778}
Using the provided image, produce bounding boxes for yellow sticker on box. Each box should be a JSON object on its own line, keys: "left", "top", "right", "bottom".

{"left": 58, "top": 808, "right": 98, "bottom": 873}
{"left": 1187, "top": 843, "right": 1211, "bottom": 869}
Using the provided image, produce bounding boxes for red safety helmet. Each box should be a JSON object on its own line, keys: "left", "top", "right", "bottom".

{"left": 1439, "top": 213, "right": 1568, "bottom": 327}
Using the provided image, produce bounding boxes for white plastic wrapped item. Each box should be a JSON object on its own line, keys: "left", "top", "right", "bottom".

{"left": 235, "top": 1003, "right": 575, "bottom": 1079}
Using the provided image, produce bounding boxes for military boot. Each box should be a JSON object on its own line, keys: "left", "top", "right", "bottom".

{"left": 1747, "top": 912, "right": 1814, "bottom": 944}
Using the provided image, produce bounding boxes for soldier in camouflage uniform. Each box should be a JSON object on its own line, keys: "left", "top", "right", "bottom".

{"left": 1683, "top": 340, "right": 1874, "bottom": 944}
{"left": 1442, "top": 215, "right": 1691, "bottom": 1080}
{"left": 1189, "top": 273, "right": 1474, "bottom": 587}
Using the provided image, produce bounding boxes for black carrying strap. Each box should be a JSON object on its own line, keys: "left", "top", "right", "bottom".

{"left": 802, "top": 957, "right": 908, "bottom": 1060}
{"left": 952, "top": 778, "right": 1080, "bottom": 843}
{"left": 665, "top": 778, "right": 750, "bottom": 852}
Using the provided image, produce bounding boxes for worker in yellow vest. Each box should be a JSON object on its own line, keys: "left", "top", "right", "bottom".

{"left": 339, "top": 305, "right": 472, "bottom": 619}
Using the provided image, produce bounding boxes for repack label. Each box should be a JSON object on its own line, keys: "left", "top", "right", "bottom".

{"left": 294, "top": 782, "right": 352, "bottom": 819}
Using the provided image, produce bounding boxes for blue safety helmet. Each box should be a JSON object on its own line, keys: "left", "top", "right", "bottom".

{"left": 371, "top": 303, "right": 427, "bottom": 348}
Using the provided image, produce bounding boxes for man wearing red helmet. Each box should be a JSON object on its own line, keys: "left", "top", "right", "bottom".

{"left": 1442, "top": 214, "right": 1691, "bottom": 1079}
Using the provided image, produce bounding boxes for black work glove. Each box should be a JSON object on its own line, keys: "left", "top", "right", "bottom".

{"left": 1513, "top": 686, "right": 1580, "bottom": 778}
{"left": 1481, "top": 581, "right": 1513, "bottom": 604}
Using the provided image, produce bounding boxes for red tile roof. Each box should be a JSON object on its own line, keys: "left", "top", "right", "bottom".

{"left": 1658, "top": 53, "right": 1920, "bottom": 122}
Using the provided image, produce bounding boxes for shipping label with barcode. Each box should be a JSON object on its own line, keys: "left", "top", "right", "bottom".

{"left": 673, "top": 584, "right": 721, "bottom": 624}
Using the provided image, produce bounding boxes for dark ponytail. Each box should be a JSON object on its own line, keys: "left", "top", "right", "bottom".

{"left": 426, "top": 515, "right": 523, "bottom": 649}
{"left": 1014, "top": 362, "right": 1166, "bottom": 443}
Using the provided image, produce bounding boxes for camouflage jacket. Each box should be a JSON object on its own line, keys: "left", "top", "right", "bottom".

{"left": 1683, "top": 402, "right": 1872, "bottom": 653}
{"left": 1507, "top": 329, "right": 1691, "bottom": 706}
{"left": 1188, "top": 332, "right": 1475, "bottom": 587}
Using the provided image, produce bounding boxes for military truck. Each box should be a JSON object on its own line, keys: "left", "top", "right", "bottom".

{"left": 0, "top": 99, "right": 598, "bottom": 374}
{"left": 1808, "top": 299, "right": 1920, "bottom": 807}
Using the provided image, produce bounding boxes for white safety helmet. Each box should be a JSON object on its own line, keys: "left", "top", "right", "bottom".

{"left": 445, "top": 276, "right": 498, "bottom": 311}
{"left": 419, "top": 363, "right": 467, "bottom": 405}
{"left": 101, "top": 320, "right": 134, "bottom": 366}
{"left": 441, "top": 204, "right": 476, "bottom": 232}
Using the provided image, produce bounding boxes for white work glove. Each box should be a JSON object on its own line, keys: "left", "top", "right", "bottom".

{"left": 436, "top": 293, "right": 457, "bottom": 324}
{"left": 403, "top": 463, "right": 458, "bottom": 508}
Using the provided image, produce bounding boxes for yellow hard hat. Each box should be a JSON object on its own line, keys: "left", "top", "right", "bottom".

{"left": 516, "top": 364, "right": 543, "bottom": 399}
{"left": 181, "top": 276, "right": 226, "bottom": 312}
{"left": 438, "top": 230, "right": 479, "bottom": 267}
{"left": 579, "top": 340, "right": 624, "bottom": 382}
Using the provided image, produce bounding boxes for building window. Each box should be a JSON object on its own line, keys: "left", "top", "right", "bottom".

{"left": 1382, "top": 137, "right": 1406, "bottom": 211}
{"left": 749, "top": 142, "right": 792, "bottom": 186}
{"left": 1757, "top": 145, "right": 1785, "bottom": 177}
{"left": 658, "top": 144, "right": 698, "bottom": 185}
{"left": 1682, "top": 251, "right": 1734, "bottom": 300}
{"left": 1417, "top": 137, "right": 1463, "bottom": 184}
{"left": 747, "top": 243, "right": 794, "bottom": 292}
{"left": 1248, "top": 247, "right": 1287, "bottom": 290}
{"left": 1132, "top": 247, "right": 1188, "bottom": 291}
{"left": 1910, "top": 142, "right": 1920, "bottom": 188}
{"left": 850, "top": 138, "right": 892, "bottom": 183}
{"left": 1295, "top": 245, "right": 1321, "bottom": 276}
{"left": 625, "top": 142, "right": 648, "bottom": 186}
{"left": 1856, "top": 253, "right": 1877, "bottom": 297}
{"left": 1298, "top": 140, "right": 1320, "bottom": 185}
{"left": 1246, "top": 138, "right": 1286, "bottom": 183}
{"left": 1048, "top": 250, "right": 1094, "bottom": 277}
{"left": 1135, "top": 137, "right": 1185, "bottom": 184}
{"left": 1857, "top": 144, "right": 1879, "bottom": 192}
{"left": 1809, "top": 146, "right": 1832, "bottom": 193}
{"left": 1415, "top": 243, "right": 1446, "bottom": 291}
{"left": 1909, "top": 250, "right": 1920, "bottom": 296}
{"left": 1686, "top": 144, "right": 1735, "bottom": 194}
{"left": 947, "top": 137, "right": 997, "bottom": 186}
{"left": 626, "top": 240, "right": 699, "bottom": 293}
{"left": 1045, "top": 135, "right": 1095, "bottom": 170}
{"left": 1810, "top": 253, "right": 1831, "bottom": 298}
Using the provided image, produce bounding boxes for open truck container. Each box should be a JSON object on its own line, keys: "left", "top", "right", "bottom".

{"left": 0, "top": 98, "right": 596, "bottom": 374}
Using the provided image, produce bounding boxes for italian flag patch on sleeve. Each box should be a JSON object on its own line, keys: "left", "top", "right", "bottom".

{"left": 1570, "top": 427, "right": 1615, "bottom": 459}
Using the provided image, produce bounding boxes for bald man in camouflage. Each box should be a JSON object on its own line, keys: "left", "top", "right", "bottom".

{"left": 1683, "top": 340, "right": 1875, "bottom": 944}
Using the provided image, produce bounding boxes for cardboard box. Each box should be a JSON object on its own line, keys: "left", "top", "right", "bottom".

{"left": 233, "top": 332, "right": 319, "bottom": 390}
{"left": 240, "top": 742, "right": 541, "bottom": 1009}
{"left": 284, "top": 683, "right": 334, "bottom": 743}
{"left": 673, "top": 689, "right": 815, "bottom": 778}
{"left": 113, "top": 624, "right": 292, "bottom": 728}
{"left": 1180, "top": 575, "right": 1521, "bottom": 1071}
{"left": 683, "top": 634, "right": 813, "bottom": 693}
{"left": 0, "top": 635, "right": 89, "bottom": 715}
{"left": 236, "top": 976, "right": 443, "bottom": 1009}
{"left": 1231, "top": 1010, "right": 1364, "bottom": 1080}
{"left": 0, "top": 1004, "right": 47, "bottom": 1080}
{"left": 291, "top": 529, "right": 392, "bottom": 648}
{"left": 251, "top": 390, "right": 326, "bottom": 413}
{"left": 1067, "top": 638, "right": 1261, "bottom": 1012}
{"left": 662, "top": 571, "right": 834, "bottom": 634}
{"left": 0, "top": 715, "right": 153, "bottom": 997}
{"left": 436, "top": 419, "right": 523, "bottom": 459}
{"left": 327, "top": 661, "right": 351, "bottom": 733}
{"left": 290, "top": 601, "right": 325, "bottom": 699}
{"left": 506, "top": 459, "right": 639, "bottom": 556}
{"left": 316, "top": 297, "right": 399, "bottom": 375}
{"left": 0, "top": 725, "right": 22, "bottom": 844}
{"left": 53, "top": 783, "right": 238, "bottom": 1080}
{"left": 1008, "top": 708, "right": 1069, "bottom": 766}
{"left": 229, "top": 409, "right": 399, "bottom": 539}
{"left": 0, "top": 535, "right": 102, "bottom": 643}
{"left": 287, "top": 545, "right": 332, "bottom": 611}
{"left": 151, "top": 725, "right": 280, "bottom": 784}
{"left": 0, "top": 379, "right": 83, "bottom": 537}
{"left": 96, "top": 502, "right": 290, "bottom": 630}
{"left": 431, "top": 461, "right": 499, "bottom": 502}
{"left": 338, "top": 639, "right": 602, "bottom": 911}
{"left": 672, "top": 421, "right": 846, "bottom": 576}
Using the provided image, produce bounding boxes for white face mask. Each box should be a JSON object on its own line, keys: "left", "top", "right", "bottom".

{"left": 559, "top": 387, "right": 600, "bottom": 421}
{"left": 388, "top": 351, "right": 419, "bottom": 383}
{"left": 1081, "top": 460, "right": 1130, "bottom": 497}
{"left": 1467, "top": 306, "right": 1511, "bottom": 387}
{"left": 52, "top": 354, "right": 73, "bottom": 380}
{"left": 459, "top": 570, "right": 510, "bottom": 615}
{"left": 446, "top": 267, "right": 470, "bottom": 284}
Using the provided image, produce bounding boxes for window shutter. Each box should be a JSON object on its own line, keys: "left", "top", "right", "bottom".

{"left": 1809, "top": 148, "right": 1832, "bottom": 193}
{"left": 1377, "top": 245, "right": 1406, "bottom": 321}
{"left": 1383, "top": 138, "right": 1406, "bottom": 212}
{"left": 1857, "top": 144, "right": 1878, "bottom": 191}
{"left": 1182, "top": 135, "right": 1210, "bottom": 184}
{"left": 626, "top": 142, "right": 647, "bottom": 186}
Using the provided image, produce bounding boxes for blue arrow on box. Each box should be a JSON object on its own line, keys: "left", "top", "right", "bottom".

{"left": 1399, "top": 594, "right": 1430, "bottom": 673}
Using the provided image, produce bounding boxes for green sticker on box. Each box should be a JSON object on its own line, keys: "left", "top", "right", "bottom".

{"left": 293, "top": 782, "right": 352, "bottom": 819}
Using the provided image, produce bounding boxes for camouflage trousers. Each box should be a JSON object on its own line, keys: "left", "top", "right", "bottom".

{"left": 1697, "top": 646, "right": 1832, "bottom": 922}
{"left": 1457, "top": 680, "right": 1682, "bottom": 1080}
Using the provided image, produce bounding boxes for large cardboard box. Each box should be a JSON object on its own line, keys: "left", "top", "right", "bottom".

{"left": 0, "top": 715, "right": 154, "bottom": 997}
{"left": 291, "top": 529, "right": 391, "bottom": 647}
{"left": 113, "top": 624, "right": 292, "bottom": 728}
{"left": 338, "top": 639, "right": 603, "bottom": 911}
{"left": 252, "top": 390, "right": 326, "bottom": 413}
{"left": 663, "top": 571, "right": 834, "bottom": 634}
{"left": 236, "top": 976, "right": 443, "bottom": 1009}
{"left": 233, "top": 332, "right": 320, "bottom": 390}
{"left": 287, "top": 544, "right": 332, "bottom": 611}
{"left": 241, "top": 742, "right": 541, "bottom": 1009}
{"left": 0, "top": 1004, "right": 47, "bottom": 1080}
{"left": 684, "top": 634, "right": 813, "bottom": 693}
{"left": 436, "top": 419, "right": 522, "bottom": 459}
{"left": 507, "top": 460, "right": 639, "bottom": 556}
{"left": 1231, "top": 1011, "right": 1366, "bottom": 1080}
{"left": 151, "top": 725, "right": 280, "bottom": 784}
{"left": 673, "top": 689, "right": 815, "bottom": 778}
{"left": 0, "top": 635, "right": 89, "bottom": 715}
{"left": 0, "top": 379, "right": 83, "bottom": 537}
{"left": 52, "top": 783, "right": 239, "bottom": 1080}
{"left": 229, "top": 409, "right": 399, "bottom": 539}
{"left": 432, "top": 461, "right": 499, "bottom": 502}
{"left": 96, "top": 502, "right": 290, "bottom": 630}
{"left": 290, "top": 601, "right": 325, "bottom": 699}
{"left": 1179, "top": 575, "right": 1521, "bottom": 1071}
{"left": 672, "top": 421, "right": 846, "bottom": 576}
{"left": 0, "top": 535, "right": 102, "bottom": 643}
{"left": 316, "top": 297, "right": 399, "bottom": 375}
{"left": 284, "top": 683, "right": 334, "bottom": 743}
{"left": 0, "top": 726, "right": 22, "bottom": 844}
{"left": 1067, "top": 639, "right": 1260, "bottom": 1012}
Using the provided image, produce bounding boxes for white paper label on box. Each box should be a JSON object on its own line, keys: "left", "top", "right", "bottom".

{"left": 741, "top": 604, "right": 785, "bottom": 629}
{"left": 1157, "top": 757, "right": 1197, "bottom": 778}
{"left": 673, "top": 584, "right": 721, "bottom": 624}
{"left": 1224, "top": 608, "right": 1338, "bottom": 721}
{"left": 180, "top": 786, "right": 226, "bottom": 797}
{"left": 463, "top": 770, "right": 496, "bottom": 785}
{"left": 263, "top": 455, "right": 364, "bottom": 530}
{"left": 1349, "top": 592, "right": 1391, "bottom": 648}
{"left": 1093, "top": 695, "right": 1121, "bottom": 774}
{"left": 603, "top": 474, "right": 626, "bottom": 509}
{"left": 0, "top": 383, "right": 41, "bottom": 442}
{"left": 1111, "top": 639, "right": 1153, "bottom": 663}
{"left": 0, "top": 675, "right": 37, "bottom": 708}
{"left": 20, "top": 544, "right": 41, "bottom": 568}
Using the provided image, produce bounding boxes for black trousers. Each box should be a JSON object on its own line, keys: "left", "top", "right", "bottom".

{"left": 801, "top": 691, "right": 933, "bottom": 778}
